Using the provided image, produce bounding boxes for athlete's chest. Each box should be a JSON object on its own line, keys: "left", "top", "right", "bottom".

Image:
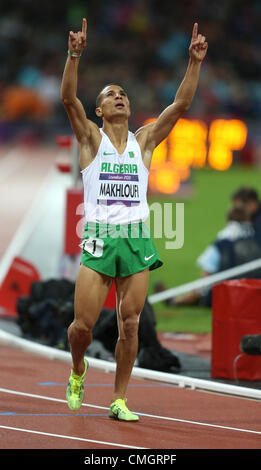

{"left": 100, "top": 135, "right": 140, "bottom": 166}
{"left": 99, "top": 149, "right": 139, "bottom": 182}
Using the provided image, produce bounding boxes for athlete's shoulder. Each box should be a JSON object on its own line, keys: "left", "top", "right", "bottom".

{"left": 134, "top": 122, "right": 155, "bottom": 149}
{"left": 134, "top": 122, "right": 155, "bottom": 141}
{"left": 81, "top": 121, "right": 101, "bottom": 145}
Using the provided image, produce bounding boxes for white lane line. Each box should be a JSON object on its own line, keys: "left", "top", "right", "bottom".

{"left": 0, "top": 387, "right": 261, "bottom": 437}
{"left": 0, "top": 387, "right": 107, "bottom": 410}
{"left": 137, "top": 411, "right": 261, "bottom": 436}
{"left": 0, "top": 425, "right": 147, "bottom": 449}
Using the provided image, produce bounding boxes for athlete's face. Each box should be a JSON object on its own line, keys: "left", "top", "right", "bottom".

{"left": 96, "top": 85, "right": 131, "bottom": 120}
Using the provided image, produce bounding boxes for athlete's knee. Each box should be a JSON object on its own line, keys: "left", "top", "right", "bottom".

{"left": 119, "top": 304, "right": 140, "bottom": 339}
{"left": 121, "top": 294, "right": 145, "bottom": 316}
{"left": 123, "top": 315, "right": 139, "bottom": 339}
{"left": 68, "top": 317, "right": 93, "bottom": 342}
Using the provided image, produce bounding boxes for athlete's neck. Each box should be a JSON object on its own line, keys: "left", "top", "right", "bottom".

{"left": 102, "top": 121, "right": 128, "bottom": 153}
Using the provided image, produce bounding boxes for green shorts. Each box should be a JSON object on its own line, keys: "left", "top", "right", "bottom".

{"left": 80, "top": 221, "right": 163, "bottom": 278}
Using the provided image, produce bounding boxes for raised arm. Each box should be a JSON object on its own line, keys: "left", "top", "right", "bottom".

{"left": 136, "top": 23, "right": 208, "bottom": 166}
{"left": 61, "top": 18, "right": 98, "bottom": 145}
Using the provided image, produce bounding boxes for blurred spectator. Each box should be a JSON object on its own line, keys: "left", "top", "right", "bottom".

{"left": 154, "top": 206, "right": 261, "bottom": 307}
{"left": 2, "top": 85, "right": 50, "bottom": 120}
{"left": 0, "top": 0, "right": 261, "bottom": 138}
{"left": 231, "top": 186, "right": 261, "bottom": 247}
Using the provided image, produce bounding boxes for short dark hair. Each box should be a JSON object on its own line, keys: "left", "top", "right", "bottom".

{"left": 95, "top": 91, "right": 103, "bottom": 108}
{"left": 227, "top": 206, "right": 250, "bottom": 222}
{"left": 95, "top": 83, "right": 125, "bottom": 108}
{"left": 231, "top": 186, "right": 259, "bottom": 203}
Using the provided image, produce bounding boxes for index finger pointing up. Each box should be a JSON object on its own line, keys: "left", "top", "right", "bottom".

{"left": 82, "top": 18, "right": 87, "bottom": 36}
{"left": 192, "top": 22, "right": 198, "bottom": 40}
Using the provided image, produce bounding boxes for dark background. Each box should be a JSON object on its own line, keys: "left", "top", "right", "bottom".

{"left": 1, "top": 0, "right": 261, "bottom": 141}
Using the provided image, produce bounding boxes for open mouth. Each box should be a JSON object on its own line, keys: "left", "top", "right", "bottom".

{"left": 115, "top": 102, "right": 125, "bottom": 109}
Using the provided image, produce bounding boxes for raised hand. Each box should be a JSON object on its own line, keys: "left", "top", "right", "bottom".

{"left": 189, "top": 23, "right": 208, "bottom": 62}
{"left": 68, "top": 18, "right": 87, "bottom": 54}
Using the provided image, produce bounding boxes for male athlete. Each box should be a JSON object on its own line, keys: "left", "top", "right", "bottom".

{"left": 61, "top": 18, "right": 207, "bottom": 421}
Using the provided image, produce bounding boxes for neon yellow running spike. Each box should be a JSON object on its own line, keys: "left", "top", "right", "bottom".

{"left": 66, "top": 358, "right": 88, "bottom": 410}
{"left": 109, "top": 398, "right": 139, "bottom": 422}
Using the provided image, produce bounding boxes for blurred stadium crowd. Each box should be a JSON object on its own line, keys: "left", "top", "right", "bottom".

{"left": 0, "top": 0, "right": 261, "bottom": 141}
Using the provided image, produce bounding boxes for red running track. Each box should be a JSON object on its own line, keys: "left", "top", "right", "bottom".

{"left": 0, "top": 344, "right": 261, "bottom": 450}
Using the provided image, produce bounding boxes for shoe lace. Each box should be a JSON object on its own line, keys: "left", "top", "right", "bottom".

{"left": 70, "top": 376, "right": 82, "bottom": 395}
{"left": 113, "top": 399, "right": 129, "bottom": 414}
